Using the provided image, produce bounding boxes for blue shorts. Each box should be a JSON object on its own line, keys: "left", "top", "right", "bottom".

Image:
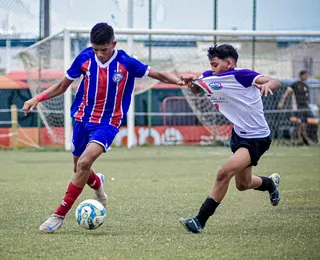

{"left": 72, "top": 121, "right": 119, "bottom": 156}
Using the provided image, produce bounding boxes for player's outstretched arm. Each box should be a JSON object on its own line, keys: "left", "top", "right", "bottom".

{"left": 253, "top": 76, "right": 281, "bottom": 97}
{"left": 278, "top": 87, "right": 293, "bottom": 109}
{"left": 148, "top": 68, "right": 184, "bottom": 85}
{"left": 23, "top": 77, "right": 74, "bottom": 116}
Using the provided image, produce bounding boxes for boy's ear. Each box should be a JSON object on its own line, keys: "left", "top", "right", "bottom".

{"left": 226, "top": 58, "right": 235, "bottom": 69}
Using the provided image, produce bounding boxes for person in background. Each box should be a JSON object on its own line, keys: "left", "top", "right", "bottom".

{"left": 278, "top": 70, "right": 313, "bottom": 145}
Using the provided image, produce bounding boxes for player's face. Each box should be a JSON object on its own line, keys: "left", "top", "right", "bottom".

{"left": 209, "top": 57, "right": 234, "bottom": 75}
{"left": 92, "top": 40, "right": 117, "bottom": 63}
{"left": 300, "top": 73, "right": 308, "bottom": 81}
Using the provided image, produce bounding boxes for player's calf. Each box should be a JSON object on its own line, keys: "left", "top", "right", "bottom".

{"left": 235, "top": 182, "right": 251, "bottom": 191}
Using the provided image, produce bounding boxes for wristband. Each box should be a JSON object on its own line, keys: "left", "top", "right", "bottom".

{"left": 35, "top": 92, "right": 49, "bottom": 102}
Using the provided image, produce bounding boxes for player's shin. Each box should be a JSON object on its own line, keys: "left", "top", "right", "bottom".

{"left": 87, "top": 170, "right": 102, "bottom": 190}
{"left": 54, "top": 182, "right": 83, "bottom": 217}
{"left": 196, "top": 197, "right": 220, "bottom": 228}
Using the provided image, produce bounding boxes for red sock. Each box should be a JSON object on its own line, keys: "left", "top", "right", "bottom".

{"left": 54, "top": 182, "right": 83, "bottom": 217}
{"left": 87, "top": 171, "right": 101, "bottom": 190}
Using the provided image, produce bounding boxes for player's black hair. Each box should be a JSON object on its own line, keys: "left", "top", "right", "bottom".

{"left": 299, "top": 70, "right": 308, "bottom": 77}
{"left": 207, "top": 44, "right": 238, "bottom": 62}
{"left": 90, "top": 23, "right": 114, "bottom": 45}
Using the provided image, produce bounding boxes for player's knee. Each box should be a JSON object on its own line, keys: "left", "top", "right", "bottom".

{"left": 236, "top": 182, "right": 250, "bottom": 191}
{"left": 216, "top": 168, "right": 233, "bottom": 183}
{"left": 77, "top": 157, "right": 92, "bottom": 172}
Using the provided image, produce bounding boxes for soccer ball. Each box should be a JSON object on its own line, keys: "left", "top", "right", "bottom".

{"left": 75, "top": 199, "right": 106, "bottom": 230}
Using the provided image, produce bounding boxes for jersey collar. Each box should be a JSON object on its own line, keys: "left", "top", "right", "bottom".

{"left": 95, "top": 49, "right": 118, "bottom": 68}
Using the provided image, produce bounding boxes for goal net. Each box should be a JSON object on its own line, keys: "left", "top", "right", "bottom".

{"left": 18, "top": 28, "right": 320, "bottom": 149}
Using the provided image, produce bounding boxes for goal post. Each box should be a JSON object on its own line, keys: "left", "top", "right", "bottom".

{"left": 18, "top": 28, "right": 320, "bottom": 149}
{"left": 63, "top": 29, "right": 72, "bottom": 151}
{"left": 10, "top": 105, "right": 18, "bottom": 149}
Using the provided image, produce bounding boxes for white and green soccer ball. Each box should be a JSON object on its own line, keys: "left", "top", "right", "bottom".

{"left": 75, "top": 199, "right": 106, "bottom": 230}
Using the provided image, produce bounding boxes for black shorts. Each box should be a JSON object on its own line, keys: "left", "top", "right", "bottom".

{"left": 230, "top": 129, "right": 272, "bottom": 166}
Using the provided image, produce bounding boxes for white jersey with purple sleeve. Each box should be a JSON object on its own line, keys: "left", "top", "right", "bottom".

{"left": 194, "top": 68, "right": 270, "bottom": 138}
{"left": 66, "top": 48, "right": 151, "bottom": 127}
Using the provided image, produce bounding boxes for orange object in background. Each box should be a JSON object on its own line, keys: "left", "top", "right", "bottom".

{"left": 0, "top": 125, "right": 233, "bottom": 148}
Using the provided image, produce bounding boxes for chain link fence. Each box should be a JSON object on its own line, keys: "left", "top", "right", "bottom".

{"left": 16, "top": 29, "right": 320, "bottom": 147}
{"left": 1, "top": 0, "right": 320, "bottom": 73}
{"left": 0, "top": 1, "right": 320, "bottom": 147}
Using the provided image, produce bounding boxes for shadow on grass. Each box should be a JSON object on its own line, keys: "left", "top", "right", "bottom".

{"left": 55, "top": 228, "right": 131, "bottom": 237}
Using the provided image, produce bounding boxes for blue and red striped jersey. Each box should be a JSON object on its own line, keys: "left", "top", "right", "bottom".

{"left": 66, "top": 47, "right": 150, "bottom": 127}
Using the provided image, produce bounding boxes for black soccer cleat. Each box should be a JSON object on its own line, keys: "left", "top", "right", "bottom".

{"left": 179, "top": 217, "right": 203, "bottom": 233}
{"left": 269, "top": 173, "right": 281, "bottom": 206}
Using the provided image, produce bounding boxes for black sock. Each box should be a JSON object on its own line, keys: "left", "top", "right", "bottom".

{"left": 255, "top": 176, "right": 274, "bottom": 193}
{"left": 196, "top": 197, "right": 220, "bottom": 228}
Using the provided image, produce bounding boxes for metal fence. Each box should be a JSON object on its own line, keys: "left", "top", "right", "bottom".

{"left": 12, "top": 28, "right": 320, "bottom": 148}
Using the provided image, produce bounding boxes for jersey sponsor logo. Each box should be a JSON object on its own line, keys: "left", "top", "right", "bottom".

{"left": 208, "top": 81, "right": 222, "bottom": 90}
{"left": 112, "top": 72, "right": 124, "bottom": 83}
{"left": 207, "top": 95, "right": 228, "bottom": 104}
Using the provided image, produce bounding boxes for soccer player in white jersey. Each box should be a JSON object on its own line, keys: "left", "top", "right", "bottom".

{"left": 179, "top": 44, "right": 282, "bottom": 233}
{"left": 23, "top": 23, "right": 183, "bottom": 232}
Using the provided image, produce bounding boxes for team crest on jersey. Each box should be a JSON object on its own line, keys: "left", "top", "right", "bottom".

{"left": 208, "top": 81, "right": 222, "bottom": 90}
{"left": 112, "top": 72, "right": 124, "bottom": 83}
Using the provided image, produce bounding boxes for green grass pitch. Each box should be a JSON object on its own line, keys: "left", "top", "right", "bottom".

{"left": 0, "top": 146, "right": 319, "bottom": 260}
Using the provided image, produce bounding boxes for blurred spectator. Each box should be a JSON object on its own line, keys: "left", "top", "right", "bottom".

{"left": 278, "top": 70, "right": 314, "bottom": 145}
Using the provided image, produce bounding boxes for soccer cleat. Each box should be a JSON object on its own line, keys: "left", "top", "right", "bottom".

{"left": 269, "top": 173, "right": 281, "bottom": 206}
{"left": 39, "top": 214, "right": 64, "bottom": 233}
{"left": 94, "top": 173, "right": 108, "bottom": 209}
{"left": 179, "top": 217, "right": 203, "bottom": 233}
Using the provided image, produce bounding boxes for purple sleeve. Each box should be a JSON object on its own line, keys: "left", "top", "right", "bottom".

{"left": 201, "top": 70, "right": 213, "bottom": 78}
{"left": 234, "top": 69, "right": 261, "bottom": 88}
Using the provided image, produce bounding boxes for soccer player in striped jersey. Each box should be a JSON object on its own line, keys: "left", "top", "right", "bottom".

{"left": 179, "top": 44, "right": 282, "bottom": 233}
{"left": 22, "top": 22, "right": 183, "bottom": 232}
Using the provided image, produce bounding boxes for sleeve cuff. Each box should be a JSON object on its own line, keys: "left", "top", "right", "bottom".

{"left": 65, "top": 73, "right": 78, "bottom": 80}
{"left": 252, "top": 74, "right": 263, "bottom": 85}
{"left": 143, "top": 66, "right": 152, "bottom": 78}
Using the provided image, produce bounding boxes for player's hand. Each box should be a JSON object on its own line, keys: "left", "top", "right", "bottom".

{"left": 175, "top": 79, "right": 185, "bottom": 86}
{"left": 23, "top": 98, "right": 39, "bottom": 116}
{"left": 253, "top": 83, "right": 273, "bottom": 97}
{"left": 277, "top": 102, "right": 284, "bottom": 109}
{"left": 180, "top": 74, "right": 196, "bottom": 81}
{"left": 180, "top": 74, "right": 196, "bottom": 88}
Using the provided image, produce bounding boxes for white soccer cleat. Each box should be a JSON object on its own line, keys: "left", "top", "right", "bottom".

{"left": 94, "top": 173, "right": 108, "bottom": 209}
{"left": 269, "top": 173, "right": 281, "bottom": 206}
{"left": 39, "top": 214, "right": 64, "bottom": 233}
